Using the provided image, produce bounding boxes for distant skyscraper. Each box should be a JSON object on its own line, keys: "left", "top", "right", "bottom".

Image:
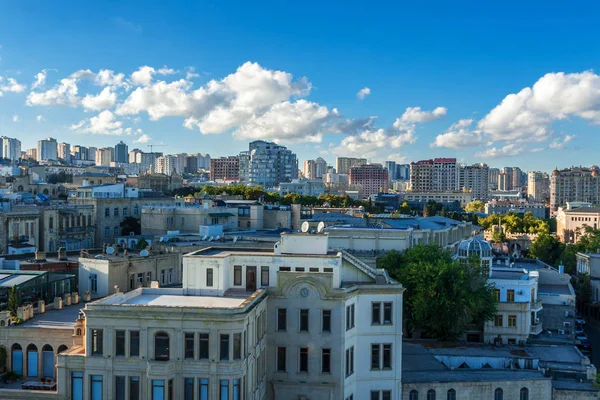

{"left": 488, "top": 168, "right": 500, "bottom": 188}
{"left": 95, "top": 147, "right": 115, "bottom": 166}
{"left": 129, "top": 149, "right": 143, "bottom": 164}
{"left": 396, "top": 164, "right": 410, "bottom": 181}
{"left": 197, "top": 154, "right": 211, "bottom": 169}
{"left": 115, "top": 141, "right": 129, "bottom": 163}
{"left": 0, "top": 136, "right": 21, "bottom": 161}
{"left": 349, "top": 164, "right": 389, "bottom": 197}
{"left": 155, "top": 154, "right": 185, "bottom": 176}
{"left": 210, "top": 156, "right": 239, "bottom": 181}
{"left": 498, "top": 167, "right": 523, "bottom": 191}
{"left": 303, "top": 157, "right": 327, "bottom": 179}
{"left": 239, "top": 140, "right": 297, "bottom": 188}
{"left": 385, "top": 161, "right": 397, "bottom": 181}
{"left": 527, "top": 171, "right": 550, "bottom": 203}
{"left": 458, "top": 163, "right": 489, "bottom": 201}
{"left": 184, "top": 155, "right": 199, "bottom": 174}
{"left": 550, "top": 166, "right": 600, "bottom": 209}
{"left": 335, "top": 157, "right": 367, "bottom": 175}
{"left": 36, "top": 137, "right": 58, "bottom": 161}
{"left": 57, "top": 142, "right": 71, "bottom": 163}
{"left": 410, "top": 158, "right": 458, "bottom": 192}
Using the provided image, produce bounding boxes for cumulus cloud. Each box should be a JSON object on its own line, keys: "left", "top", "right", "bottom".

{"left": 130, "top": 66, "right": 175, "bottom": 86}
{"left": 71, "top": 110, "right": 141, "bottom": 135}
{"left": 474, "top": 144, "right": 525, "bottom": 158}
{"left": 185, "top": 67, "right": 200, "bottom": 79}
{"left": 81, "top": 87, "right": 117, "bottom": 110}
{"left": 0, "top": 77, "right": 27, "bottom": 95}
{"left": 400, "top": 106, "right": 447, "bottom": 123}
{"left": 31, "top": 70, "right": 48, "bottom": 90}
{"left": 357, "top": 87, "right": 371, "bottom": 100}
{"left": 27, "top": 77, "right": 79, "bottom": 106}
{"left": 12, "top": 114, "right": 19, "bottom": 122}
{"left": 431, "top": 119, "right": 485, "bottom": 149}
{"left": 478, "top": 71, "right": 600, "bottom": 143}
{"left": 133, "top": 134, "right": 152, "bottom": 143}
{"left": 36, "top": 115, "right": 44, "bottom": 122}
{"left": 549, "top": 134, "right": 574, "bottom": 149}
{"left": 233, "top": 100, "right": 339, "bottom": 143}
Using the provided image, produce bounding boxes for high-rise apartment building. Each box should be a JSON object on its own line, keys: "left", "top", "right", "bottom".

{"left": 349, "top": 163, "right": 389, "bottom": 197}
{"left": 239, "top": 140, "right": 298, "bottom": 188}
{"left": 396, "top": 164, "right": 410, "bottom": 181}
{"left": 210, "top": 156, "right": 239, "bottom": 181}
{"left": 527, "top": 171, "right": 550, "bottom": 203}
{"left": 458, "top": 163, "right": 489, "bottom": 201}
{"left": 303, "top": 157, "right": 327, "bottom": 179}
{"left": 498, "top": 167, "right": 523, "bottom": 191}
{"left": 140, "top": 152, "right": 162, "bottom": 174}
{"left": 36, "top": 137, "right": 58, "bottom": 161}
{"left": 155, "top": 154, "right": 185, "bottom": 176}
{"left": 488, "top": 168, "right": 500, "bottom": 188}
{"left": 95, "top": 147, "right": 115, "bottom": 166}
{"left": 129, "top": 148, "right": 143, "bottom": 164}
{"left": 87, "top": 147, "right": 98, "bottom": 161}
{"left": 184, "top": 155, "right": 199, "bottom": 174}
{"left": 550, "top": 166, "right": 600, "bottom": 210}
{"left": 197, "top": 153, "right": 211, "bottom": 170}
{"left": 57, "top": 142, "right": 71, "bottom": 163}
{"left": 385, "top": 161, "right": 397, "bottom": 181}
{"left": 410, "top": 158, "right": 458, "bottom": 192}
{"left": 115, "top": 141, "right": 129, "bottom": 163}
{"left": 25, "top": 148, "right": 37, "bottom": 160}
{"left": 0, "top": 136, "right": 21, "bottom": 161}
{"left": 72, "top": 145, "right": 94, "bottom": 161}
{"left": 335, "top": 157, "right": 367, "bottom": 175}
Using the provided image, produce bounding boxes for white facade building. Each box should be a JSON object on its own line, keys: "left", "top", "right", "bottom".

{"left": 279, "top": 179, "right": 325, "bottom": 197}
{"left": 56, "top": 234, "right": 404, "bottom": 400}
{"left": 1, "top": 136, "right": 22, "bottom": 161}
{"left": 37, "top": 137, "right": 58, "bottom": 161}
{"left": 57, "top": 142, "right": 71, "bottom": 163}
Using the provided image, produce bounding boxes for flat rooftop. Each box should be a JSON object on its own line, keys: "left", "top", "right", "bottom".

{"left": 187, "top": 247, "right": 339, "bottom": 257}
{"left": 539, "top": 284, "right": 572, "bottom": 295}
{"left": 16, "top": 305, "right": 81, "bottom": 329}
{"left": 490, "top": 269, "right": 529, "bottom": 280}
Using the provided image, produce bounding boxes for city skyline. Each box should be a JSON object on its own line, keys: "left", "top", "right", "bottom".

{"left": 2, "top": 2, "right": 600, "bottom": 171}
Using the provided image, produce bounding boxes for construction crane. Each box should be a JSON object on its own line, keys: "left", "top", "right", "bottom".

{"left": 147, "top": 144, "right": 167, "bottom": 153}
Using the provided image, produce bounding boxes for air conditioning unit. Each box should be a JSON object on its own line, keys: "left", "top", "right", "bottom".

{"left": 558, "top": 329, "right": 565, "bottom": 335}
{"left": 535, "top": 318, "right": 540, "bottom": 324}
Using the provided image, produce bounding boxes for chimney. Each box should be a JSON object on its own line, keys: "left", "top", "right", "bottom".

{"left": 114, "top": 285, "right": 120, "bottom": 294}
{"left": 559, "top": 263, "right": 565, "bottom": 274}
{"left": 34, "top": 250, "right": 46, "bottom": 262}
{"left": 57, "top": 247, "right": 68, "bottom": 261}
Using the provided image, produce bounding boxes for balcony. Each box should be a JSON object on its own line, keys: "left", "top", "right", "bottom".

{"left": 530, "top": 322, "right": 543, "bottom": 335}
{"left": 59, "top": 225, "right": 96, "bottom": 235}
{"left": 146, "top": 359, "right": 177, "bottom": 377}
{"left": 531, "top": 299, "right": 543, "bottom": 312}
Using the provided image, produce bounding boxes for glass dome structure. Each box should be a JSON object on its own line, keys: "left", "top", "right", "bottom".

{"left": 457, "top": 237, "right": 493, "bottom": 259}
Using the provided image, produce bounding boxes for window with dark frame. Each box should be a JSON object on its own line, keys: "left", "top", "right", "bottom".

{"left": 199, "top": 333, "right": 209, "bottom": 359}
{"left": 261, "top": 266, "right": 269, "bottom": 286}
{"left": 299, "top": 347, "right": 308, "bottom": 372}
{"left": 154, "top": 331, "right": 170, "bottom": 361}
{"left": 277, "top": 346, "right": 286, "bottom": 371}
{"left": 383, "top": 302, "right": 392, "bottom": 324}
{"left": 184, "top": 333, "right": 195, "bottom": 359}
{"left": 129, "top": 330, "right": 139, "bottom": 357}
{"left": 300, "top": 309, "right": 309, "bottom": 332}
{"left": 322, "top": 348, "right": 331, "bottom": 373}
{"left": 234, "top": 266, "right": 242, "bottom": 286}
{"left": 372, "top": 302, "right": 381, "bottom": 324}
{"left": 129, "top": 377, "right": 139, "bottom": 400}
{"left": 383, "top": 344, "right": 392, "bottom": 369}
{"left": 115, "top": 330, "right": 125, "bottom": 356}
{"left": 322, "top": 310, "right": 331, "bottom": 332}
{"left": 91, "top": 329, "right": 103, "bottom": 356}
{"left": 206, "top": 268, "right": 214, "bottom": 287}
{"left": 233, "top": 333, "right": 241, "bottom": 360}
{"left": 220, "top": 334, "right": 229, "bottom": 361}
{"left": 277, "top": 308, "right": 287, "bottom": 331}
{"left": 371, "top": 344, "right": 380, "bottom": 369}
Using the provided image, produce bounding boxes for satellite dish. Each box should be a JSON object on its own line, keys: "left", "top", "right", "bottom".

{"left": 202, "top": 235, "right": 208, "bottom": 241}
{"left": 301, "top": 221, "right": 310, "bottom": 233}
{"left": 163, "top": 236, "right": 169, "bottom": 243}
{"left": 140, "top": 249, "right": 149, "bottom": 257}
{"left": 233, "top": 236, "right": 238, "bottom": 244}
{"left": 215, "top": 235, "right": 221, "bottom": 241}
{"left": 317, "top": 222, "right": 326, "bottom": 233}
{"left": 159, "top": 237, "right": 164, "bottom": 242}
{"left": 208, "top": 236, "right": 214, "bottom": 242}
{"left": 106, "top": 246, "right": 115, "bottom": 255}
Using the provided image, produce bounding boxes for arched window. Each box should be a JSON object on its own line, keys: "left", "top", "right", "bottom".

{"left": 409, "top": 390, "right": 419, "bottom": 400}
{"left": 42, "top": 345, "right": 54, "bottom": 378}
{"left": 58, "top": 345, "right": 68, "bottom": 354}
{"left": 494, "top": 388, "right": 503, "bottom": 400}
{"left": 26, "top": 344, "right": 39, "bottom": 377}
{"left": 154, "top": 331, "right": 170, "bottom": 361}
{"left": 427, "top": 389, "right": 436, "bottom": 400}
{"left": 11, "top": 344, "right": 23, "bottom": 375}
{"left": 447, "top": 389, "right": 456, "bottom": 400}
{"left": 76, "top": 328, "right": 82, "bottom": 336}
{"left": 520, "top": 388, "right": 529, "bottom": 400}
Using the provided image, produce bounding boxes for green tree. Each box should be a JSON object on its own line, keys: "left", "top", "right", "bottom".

{"left": 377, "top": 245, "right": 497, "bottom": 341}
{"left": 120, "top": 217, "right": 141, "bottom": 236}
{"left": 573, "top": 274, "right": 592, "bottom": 313}
{"left": 137, "top": 238, "right": 149, "bottom": 250}
{"left": 465, "top": 200, "right": 485, "bottom": 213}
{"left": 529, "top": 233, "right": 564, "bottom": 266}
{"left": 7, "top": 286, "right": 18, "bottom": 316}
{"left": 491, "top": 231, "right": 506, "bottom": 243}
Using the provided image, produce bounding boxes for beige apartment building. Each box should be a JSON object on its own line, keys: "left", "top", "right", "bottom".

{"left": 550, "top": 166, "right": 600, "bottom": 210}
{"left": 556, "top": 206, "right": 600, "bottom": 243}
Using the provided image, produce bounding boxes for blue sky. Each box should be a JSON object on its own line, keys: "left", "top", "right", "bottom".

{"left": 1, "top": 1, "right": 600, "bottom": 171}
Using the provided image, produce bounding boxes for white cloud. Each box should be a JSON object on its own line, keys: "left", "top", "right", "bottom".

{"left": 26, "top": 77, "right": 79, "bottom": 106}
{"left": 71, "top": 110, "right": 141, "bottom": 135}
{"left": 130, "top": 66, "right": 174, "bottom": 86}
{"left": 31, "top": 70, "right": 48, "bottom": 89}
{"left": 357, "top": 87, "right": 371, "bottom": 100}
{"left": 95, "top": 69, "right": 126, "bottom": 87}
{"left": 431, "top": 119, "right": 485, "bottom": 149}
{"left": 400, "top": 106, "right": 447, "bottom": 123}
{"left": 81, "top": 87, "right": 117, "bottom": 110}
{"left": 479, "top": 71, "right": 600, "bottom": 143}
{"left": 12, "top": 114, "right": 19, "bottom": 122}
{"left": 133, "top": 134, "right": 152, "bottom": 143}
{"left": 549, "top": 134, "right": 574, "bottom": 149}
{"left": 0, "top": 77, "right": 27, "bottom": 94}
{"left": 36, "top": 115, "right": 44, "bottom": 122}
{"left": 474, "top": 144, "right": 525, "bottom": 158}
{"left": 233, "top": 100, "right": 339, "bottom": 143}
{"left": 185, "top": 67, "right": 200, "bottom": 79}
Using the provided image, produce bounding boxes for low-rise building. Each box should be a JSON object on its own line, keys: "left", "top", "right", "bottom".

{"left": 485, "top": 201, "right": 547, "bottom": 219}
{"left": 0, "top": 206, "right": 40, "bottom": 255}
{"left": 40, "top": 204, "right": 95, "bottom": 252}
{"left": 141, "top": 204, "right": 238, "bottom": 234}
{"left": 278, "top": 179, "right": 325, "bottom": 197}
{"left": 556, "top": 206, "right": 600, "bottom": 243}
{"left": 404, "top": 191, "right": 472, "bottom": 207}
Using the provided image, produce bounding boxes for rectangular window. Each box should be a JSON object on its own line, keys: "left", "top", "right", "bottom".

{"left": 279, "top": 266, "right": 291, "bottom": 271}
{"left": 185, "top": 333, "right": 195, "bottom": 359}
{"left": 295, "top": 267, "right": 305, "bottom": 272}
{"left": 130, "top": 330, "right": 140, "bottom": 357}
{"left": 206, "top": 268, "right": 214, "bottom": 287}
{"left": 300, "top": 309, "right": 309, "bottom": 332}
{"left": 168, "top": 268, "right": 174, "bottom": 284}
{"left": 382, "top": 391, "right": 392, "bottom": 400}
{"left": 115, "top": 330, "right": 125, "bottom": 356}
{"left": 309, "top": 267, "right": 319, "bottom": 272}
{"left": 151, "top": 380, "right": 164, "bottom": 400}
{"left": 277, "top": 308, "right": 287, "bottom": 331}
{"left": 91, "top": 329, "right": 103, "bottom": 356}
{"left": 199, "top": 379, "right": 209, "bottom": 400}
{"left": 71, "top": 372, "right": 83, "bottom": 400}
{"left": 115, "top": 376, "right": 125, "bottom": 400}
{"left": 322, "top": 348, "right": 331, "bottom": 374}
{"left": 322, "top": 310, "right": 331, "bottom": 332}
{"left": 324, "top": 267, "right": 333, "bottom": 273}
{"left": 90, "top": 375, "right": 103, "bottom": 400}
{"left": 220, "top": 334, "right": 229, "bottom": 361}
{"left": 493, "top": 314, "right": 503, "bottom": 327}
{"left": 104, "top": 208, "right": 110, "bottom": 217}
{"left": 90, "top": 274, "right": 98, "bottom": 293}
{"left": 199, "top": 333, "right": 209, "bottom": 359}
{"left": 507, "top": 289, "right": 515, "bottom": 302}
{"left": 184, "top": 378, "right": 194, "bottom": 400}
{"left": 234, "top": 266, "right": 242, "bottom": 286}
{"left": 146, "top": 272, "right": 152, "bottom": 285}
{"left": 168, "top": 380, "right": 173, "bottom": 400}
{"left": 220, "top": 380, "right": 229, "bottom": 400}
{"left": 383, "top": 344, "right": 392, "bottom": 369}
{"left": 299, "top": 347, "right": 308, "bottom": 372}
{"left": 104, "top": 227, "right": 110, "bottom": 237}
{"left": 494, "top": 289, "right": 500, "bottom": 301}
{"left": 114, "top": 226, "right": 119, "bottom": 236}
{"left": 137, "top": 273, "right": 143, "bottom": 287}
{"left": 508, "top": 315, "right": 517, "bottom": 327}
{"left": 371, "top": 392, "right": 380, "bottom": 400}
{"left": 114, "top": 207, "right": 119, "bottom": 217}
{"left": 129, "top": 377, "right": 139, "bottom": 400}
{"left": 261, "top": 266, "right": 269, "bottom": 286}
{"left": 372, "top": 302, "right": 381, "bottom": 324}
{"left": 277, "top": 347, "right": 286, "bottom": 371}
{"left": 371, "top": 344, "right": 380, "bottom": 370}
{"left": 233, "top": 333, "right": 241, "bottom": 360}
{"left": 383, "top": 302, "right": 393, "bottom": 324}
{"left": 233, "top": 379, "right": 240, "bottom": 400}
{"left": 345, "top": 346, "right": 354, "bottom": 377}
{"left": 346, "top": 304, "right": 355, "bottom": 331}
{"left": 123, "top": 207, "right": 128, "bottom": 217}
{"left": 160, "top": 270, "right": 166, "bottom": 285}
